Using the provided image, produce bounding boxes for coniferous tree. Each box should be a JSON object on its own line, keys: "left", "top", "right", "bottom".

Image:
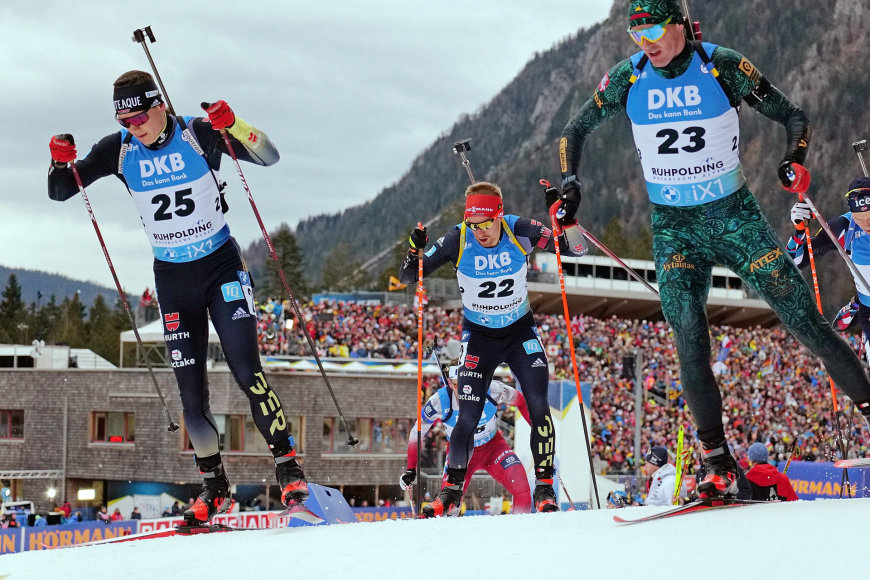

{"left": 57, "top": 293, "right": 87, "bottom": 347}
{"left": 86, "top": 294, "right": 123, "bottom": 365}
{"left": 0, "top": 274, "right": 26, "bottom": 343}
{"left": 262, "top": 224, "right": 311, "bottom": 302}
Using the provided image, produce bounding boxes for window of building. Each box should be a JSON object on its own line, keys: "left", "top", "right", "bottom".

{"left": 0, "top": 410, "right": 24, "bottom": 439}
{"left": 91, "top": 412, "right": 135, "bottom": 443}
{"left": 322, "top": 417, "right": 411, "bottom": 454}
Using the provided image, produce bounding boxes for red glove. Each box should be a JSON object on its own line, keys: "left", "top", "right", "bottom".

{"left": 50, "top": 134, "right": 76, "bottom": 164}
{"left": 201, "top": 100, "right": 235, "bottom": 130}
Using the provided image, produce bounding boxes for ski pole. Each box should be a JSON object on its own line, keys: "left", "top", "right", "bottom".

{"left": 415, "top": 237, "right": 425, "bottom": 515}
{"left": 538, "top": 180, "right": 657, "bottom": 295}
{"left": 549, "top": 203, "right": 601, "bottom": 508}
{"left": 452, "top": 139, "right": 476, "bottom": 184}
{"left": 556, "top": 470, "right": 576, "bottom": 511}
{"left": 794, "top": 190, "right": 870, "bottom": 292}
{"left": 69, "top": 164, "right": 179, "bottom": 432}
{"left": 132, "top": 26, "right": 359, "bottom": 447}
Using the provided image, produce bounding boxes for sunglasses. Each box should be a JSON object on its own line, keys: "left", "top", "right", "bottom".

{"left": 465, "top": 219, "right": 495, "bottom": 231}
{"left": 628, "top": 17, "right": 673, "bottom": 45}
{"left": 117, "top": 110, "right": 151, "bottom": 128}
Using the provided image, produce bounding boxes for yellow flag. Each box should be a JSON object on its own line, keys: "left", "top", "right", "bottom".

{"left": 388, "top": 276, "right": 407, "bottom": 291}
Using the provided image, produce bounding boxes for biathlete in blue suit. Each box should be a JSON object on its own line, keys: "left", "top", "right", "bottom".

{"left": 399, "top": 181, "right": 583, "bottom": 516}
{"left": 47, "top": 70, "right": 307, "bottom": 525}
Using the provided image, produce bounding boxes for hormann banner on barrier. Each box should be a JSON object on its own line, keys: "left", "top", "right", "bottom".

{"left": 23, "top": 520, "right": 137, "bottom": 551}
{"left": 778, "top": 460, "right": 870, "bottom": 500}
{"left": 351, "top": 507, "right": 413, "bottom": 522}
{"left": 0, "top": 528, "right": 21, "bottom": 555}
{"left": 0, "top": 512, "right": 293, "bottom": 554}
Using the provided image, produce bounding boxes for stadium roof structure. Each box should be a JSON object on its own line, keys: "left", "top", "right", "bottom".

{"left": 529, "top": 254, "right": 778, "bottom": 328}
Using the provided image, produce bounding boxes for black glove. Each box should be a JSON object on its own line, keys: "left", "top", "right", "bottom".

{"left": 399, "top": 468, "right": 417, "bottom": 490}
{"left": 409, "top": 225, "right": 428, "bottom": 251}
{"left": 544, "top": 185, "right": 560, "bottom": 210}
{"left": 777, "top": 160, "right": 796, "bottom": 189}
{"left": 557, "top": 175, "right": 582, "bottom": 225}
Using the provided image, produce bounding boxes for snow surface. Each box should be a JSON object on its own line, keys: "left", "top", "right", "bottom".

{"left": 1, "top": 499, "right": 868, "bottom": 579}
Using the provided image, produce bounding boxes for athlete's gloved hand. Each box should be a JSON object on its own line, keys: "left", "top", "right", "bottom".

{"left": 201, "top": 100, "right": 236, "bottom": 130}
{"left": 790, "top": 202, "right": 813, "bottom": 229}
{"left": 555, "top": 175, "right": 582, "bottom": 226}
{"left": 50, "top": 134, "right": 76, "bottom": 165}
{"left": 778, "top": 160, "right": 811, "bottom": 193}
{"left": 399, "top": 468, "right": 416, "bottom": 490}
{"left": 409, "top": 224, "right": 428, "bottom": 251}
{"left": 777, "top": 161, "right": 794, "bottom": 188}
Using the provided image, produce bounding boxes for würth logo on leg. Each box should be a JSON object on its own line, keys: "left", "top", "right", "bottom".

{"left": 464, "top": 355, "right": 480, "bottom": 370}
{"left": 164, "top": 312, "right": 180, "bottom": 332}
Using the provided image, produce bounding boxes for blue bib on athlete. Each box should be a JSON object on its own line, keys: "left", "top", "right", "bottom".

{"left": 121, "top": 117, "right": 230, "bottom": 262}
{"left": 626, "top": 43, "right": 746, "bottom": 207}
{"left": 455, "top": 215, "right": 530, "bottom": 328}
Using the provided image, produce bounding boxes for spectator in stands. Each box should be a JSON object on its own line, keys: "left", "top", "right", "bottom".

{"left": 745, "top": 442, "right": 798, "bottom": 501}
{"left": 641, "top": 446, "right": 684, "bottom": 506}
{"left": 97, "top": 505, "right": 111, "bottom": 524}
{"left": 170, "top": 501, "right": 182, "bottom": 516}
{"left": 110, "top": 507, "right": 124, "bottom": 521}
{"left": 130, "top": 507, "right": 142, "bottom": 520}
{"left": 61, "top": 500, "right": 72, "bottom": 519}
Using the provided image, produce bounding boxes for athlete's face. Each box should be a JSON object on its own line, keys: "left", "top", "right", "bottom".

{"left": 467, "top": 217, "right": 502, "bottom": 248}
{"left": 853, "top": 212, "right": 870, "bottom": 232}
{"left": 630, "top": 22, "right": 686, "bottom": 68}
{"left": 118, "top": 103, "right": 167, "bottom": 146}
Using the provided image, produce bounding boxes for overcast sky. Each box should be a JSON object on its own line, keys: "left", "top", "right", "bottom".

{"left": 0, "top": 0, "right": 611, "bottom": 298}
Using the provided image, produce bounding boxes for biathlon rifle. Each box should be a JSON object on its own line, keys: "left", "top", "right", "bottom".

{"left": 680, "top": 0, "right": 701, "bottom": 41}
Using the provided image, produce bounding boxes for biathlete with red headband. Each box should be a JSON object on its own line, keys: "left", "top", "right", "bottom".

{"left": 399, "top": 181, "right": 582, "bottom": 517}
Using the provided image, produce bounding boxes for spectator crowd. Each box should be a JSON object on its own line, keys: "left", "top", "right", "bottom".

{"left": 250, "top": 298, "right": 869, "bottom": 476}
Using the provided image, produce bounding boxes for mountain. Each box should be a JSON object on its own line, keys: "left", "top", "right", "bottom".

{"left": 0, "top": 265, "right": 117, "bottom": 308}
{"left": 267, "top": 0, "right": 868, "bottom": 314}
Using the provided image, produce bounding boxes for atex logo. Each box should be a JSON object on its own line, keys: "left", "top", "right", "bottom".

{"left": 749, "top": 248, "right": 783, "bottom": 272}
{"left": 648, "top": 85, "right": 701, "bottom": 109}
{"left": 140, "top": 153, "right": 185, "bottom": 177}
{"left": 164, "top": 312, "right": 180, "bottom": 332}
{"left": 464, "top": 355, "right": 480, "bottom": 370}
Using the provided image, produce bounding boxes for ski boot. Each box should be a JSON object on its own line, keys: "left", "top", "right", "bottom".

{"left": 697, "top": 442, "right": 738, "bottom": 500}
{"left": 183, "top": 454, "right": 232, "bottom": 525}
{"left": 421, "top": 467, "right": 465, "bottom": 518}
{"left": 276, "top": 455, "right": 309, "bottom": 508}
{"left": 533, "top": 466, "right": 559, "bottom": 513}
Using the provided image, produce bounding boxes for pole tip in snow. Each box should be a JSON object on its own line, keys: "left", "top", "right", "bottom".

{"left": 853, "top": 140, "right": 868, "bottom": 153}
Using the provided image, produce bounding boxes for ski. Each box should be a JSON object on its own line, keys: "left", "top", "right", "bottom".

{"left": 613, "top": 499, "right": 774, "bottom": 525}
{"left": 834, "top": 457, "right": 870, "bottom": 468}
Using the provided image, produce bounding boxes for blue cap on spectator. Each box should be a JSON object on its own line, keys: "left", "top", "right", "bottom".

{"left": 748, "top": 442, "right": 769, "bottom": 463}
{"left": 644, "top": 446, "right": 668, "bottom": 467}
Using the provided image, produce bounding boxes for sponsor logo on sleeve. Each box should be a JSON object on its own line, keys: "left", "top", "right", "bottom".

{"left": 163, "top": 312, "right": 180, "bottom": 332}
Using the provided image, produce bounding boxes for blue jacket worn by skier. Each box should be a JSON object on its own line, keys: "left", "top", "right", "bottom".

{"left": 399, "top": 181, "right": 582, "bottom": 517}
{"left": 47, "top": 70, "right": 307, "bottom": 525}
{"left": 787, "top": 177, "right": 870, "bottom": 364}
